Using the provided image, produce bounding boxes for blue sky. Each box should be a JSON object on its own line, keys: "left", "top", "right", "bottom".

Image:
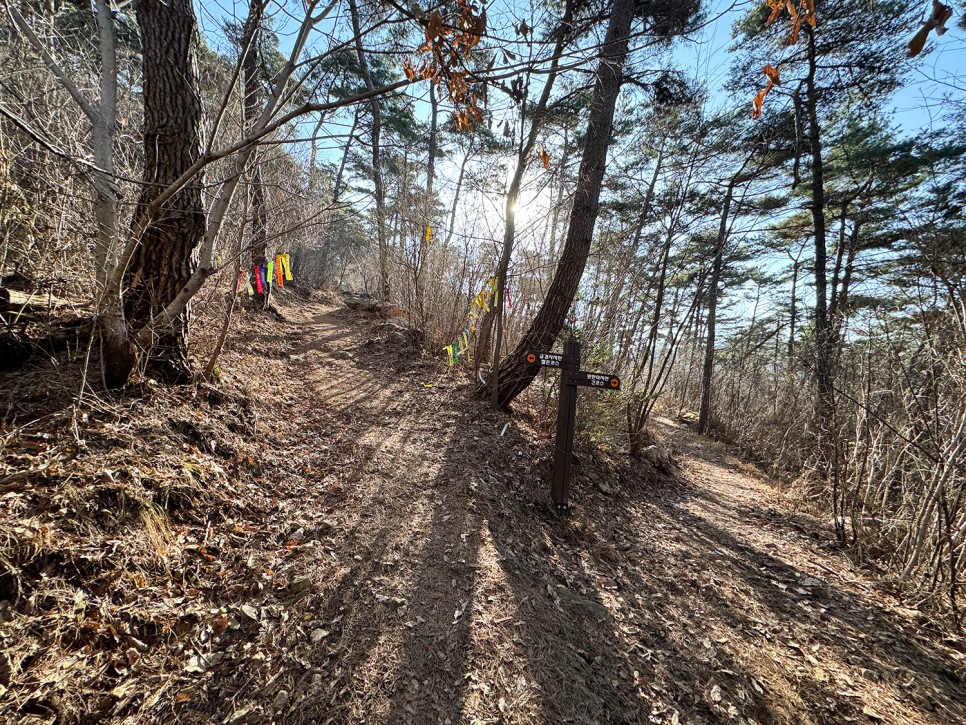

{"left": 192, "top": 0, "right": 964, "bottom": 254}
{"left": 673, "top": 0, "right": 965, "bottom": 133}
{"left": 192, "top": 0, "right": 963, "bottom": 315}
{"left": 195, "top": 0, "right": 965, "bottom": 151}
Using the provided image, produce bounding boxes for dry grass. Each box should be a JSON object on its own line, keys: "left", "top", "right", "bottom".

{"left": 139, "top": 503, "right": 175, "bottom": 567}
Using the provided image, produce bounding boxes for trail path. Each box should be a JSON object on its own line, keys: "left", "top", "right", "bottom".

{"left": 217, "top": 302, "right": 966, "bottom": 724}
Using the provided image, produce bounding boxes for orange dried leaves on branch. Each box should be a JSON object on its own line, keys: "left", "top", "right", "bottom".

{"left": 752, "top": 63, "right": 781, "bottom": 119}
{"left": 405, "top": 0, "right": 487, "bottom": 131}
{"left": 535, "top": 145, "right": 551, "bottom": 170}
{"left": 752, "top": 0, "right": 815, "bottom": 118}
{"left": 907, "top": 1, "right": 953, "bottom": 58}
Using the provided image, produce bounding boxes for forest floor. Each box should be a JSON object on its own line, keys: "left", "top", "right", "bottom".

{"left": 2, "top": 295, "right": 966, "bottom": 724}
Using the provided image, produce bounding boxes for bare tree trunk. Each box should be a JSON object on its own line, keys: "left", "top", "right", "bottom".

{"left": 12, "top": 0, "right": 129, "bottom": 388}
{"left": 787, "top": 246, "right": 803, "bottom": 362}
{"left": 492, "top": 0, "right": 636, "bottom": 408}
{"left": 602, "top": 139, "right": 664, "bottom": 366}
{"left": 88, "top": 0, "right": 129, "bottom": 388}
{"left": 90, "top": 0, "right": 118, "bottom": 291}
{"left": 698, "top": 179, "right": 735, "bottom": 435}
{"left": 333, "top": 107, "right": 359, "bottom": 204}
{"left": 804, "top": 24, "right": 833, "bottom": 417}
{"left": 442, "top": 137, "right": 472, "bottom": 249}
{"left": 243, "top": 1, "right": 269, "bottom": 311}
{"left": 203, "top": 182, "right": 250, "bottom": 380}
{"left": 348, "top": 0, "right": 389, "bottom": 301}
{"left": 120, "top": 0, "right": 205, "bottom": 384}
{"left": 427, "top": 83, "right": 438, "bottom": 199}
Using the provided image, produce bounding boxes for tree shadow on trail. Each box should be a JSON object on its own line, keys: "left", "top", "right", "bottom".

{"left": 381, "top": 416, "right": 484, "bottom": 724}
{"left": 645, "top": 488, "right": 966, "bottom": 723}
{"left": 380, "top": 415, "right": 649, "bottom": 724}
{"left": 477, "top": 472, "right": 795, "bottom": 724}
{"left": 254, "top": 306, "right": 965, "bottom": 724}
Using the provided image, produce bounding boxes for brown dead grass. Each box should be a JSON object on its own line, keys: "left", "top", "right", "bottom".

{"left": 0, "top": 294, "right": 964, "bottom": 724}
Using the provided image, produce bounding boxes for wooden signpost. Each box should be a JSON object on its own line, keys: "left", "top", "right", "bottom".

{"left": 525, "top": 338, "right": 620, "bottom": 513}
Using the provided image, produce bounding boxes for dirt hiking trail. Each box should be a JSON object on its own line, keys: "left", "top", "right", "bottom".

{"left": 3, "top": 299, "right": 965, "bottom": 724}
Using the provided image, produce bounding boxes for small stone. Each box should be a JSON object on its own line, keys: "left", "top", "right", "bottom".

{"left": 317, "top": 519, "right": 337, "bottom": 533}
{"left": 289, "top": 577, "right": 313, "bottom": 594}
{"left": 184, "top": 654, "right": 207, "bottom": 673}
{"left": 272, "top": 690, "right": 290, "bottom": 711}
{"left": 310, "top": 629, "right": 330, "bottom": 643}
{"left": 641, "top": 445, "right": 671, "bottom": 466}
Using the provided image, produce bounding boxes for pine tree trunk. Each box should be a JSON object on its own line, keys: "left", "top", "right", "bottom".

{"left": 698, "top": 180, "right": 735, "bottom": 435}
{"left": 493, "top": 0, "right": 636, "bottom": 408}
{"left": 332, "top": 107, "right": 359, "bottom": 203}
{"left": 243, "top": 2, "right": 269, "bottom": 311}
{"left": 804, "top": 24, "right": 833, "bottom": 415}
{"left": 348, "top": 0, "right": 389, "bottom": 302}
{"left": 788, "top": 254, "right": 800, "bottom": 362}
{"left": 123, "top": 0, "right": 204, "bottom": 383}
{"left": 427, "top": 83, "right": 438, "bottom": 199}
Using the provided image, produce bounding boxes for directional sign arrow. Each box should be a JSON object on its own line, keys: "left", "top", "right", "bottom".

{"left": 525, "top": 351, "right": 576, "bottom": 369}
{"left": 569, "top": 370, "right": 620, "bottom": 390}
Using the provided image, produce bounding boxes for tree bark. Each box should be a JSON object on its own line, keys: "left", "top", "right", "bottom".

{"left": 788, "top": 254, "right": 800, "bottom": 362}
{"left": 122, "top": 0, "right": 205, "bottom": 383}
{"left": 348, "top": 0, "right": 389, "bottom": 302}
{"left": 492, "top": 0, "right": 636, "bottom": 408}
{"left": 332, "top": 107, "right": 358, "bottom": 203}
{"left": 697, "top": 179, "right": 735, "bottom": 435}
{"left": 804, "top": 24, "right": 833, "bottom": 417}
{"left": 243, "top": 1, "right": 269, "bottom": 311}
{"left": 443, "top": 137, "right": 472, "bottom": 249}
{"left": 427, "top": 83, "right": 438, "bottom": 199}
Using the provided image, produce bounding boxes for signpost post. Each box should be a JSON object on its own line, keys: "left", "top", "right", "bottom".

{"left": 525, "top": 338, "right": 620, "bottom": 513}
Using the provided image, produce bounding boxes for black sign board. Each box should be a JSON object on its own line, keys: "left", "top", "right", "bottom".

{"left": 525, "top": 339, "right": 620, "bottom": 513}
{"left": 525, "top": 351, "right": 574, "bottom": 369}
{"left": 569, "top": 370, "right": 621, "bottom": 390}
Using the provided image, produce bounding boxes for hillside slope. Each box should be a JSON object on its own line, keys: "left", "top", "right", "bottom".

{"left": 2, "top": 299, "right": 965, "bottom": 724}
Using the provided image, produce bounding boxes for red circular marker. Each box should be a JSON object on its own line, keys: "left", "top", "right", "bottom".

{"left": 610, "top": 377, "right": 619, "bottom": 388}
{"left": 526, "top": 353, "right": 536, "bottom": 363}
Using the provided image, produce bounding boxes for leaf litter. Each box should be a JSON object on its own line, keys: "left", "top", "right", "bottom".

{"left": 0, "top": 296, "right": 964, "bottom": 723}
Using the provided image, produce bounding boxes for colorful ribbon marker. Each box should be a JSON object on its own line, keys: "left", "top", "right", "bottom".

{"left": 275, "top": 255, "right": 284, "bottom": 286}
{"left": 442, "top": 276, "right": 501, "bottom": 366}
